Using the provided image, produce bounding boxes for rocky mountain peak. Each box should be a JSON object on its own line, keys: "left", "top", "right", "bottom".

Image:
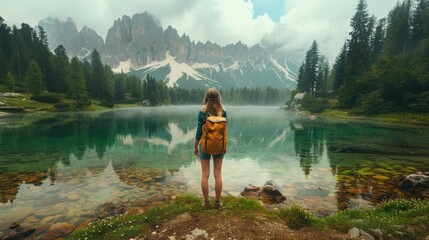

{"left": 40, "top": 12, "right": 296, "bottom": 89}
{"left": 38, "top": 17, "right": 104, "bottom": 57}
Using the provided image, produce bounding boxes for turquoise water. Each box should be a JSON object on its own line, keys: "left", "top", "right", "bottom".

{"left": 1, "top": 106, "right": 429, "bottom": 238}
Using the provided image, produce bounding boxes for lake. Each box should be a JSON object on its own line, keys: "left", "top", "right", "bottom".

{"left": 1, "top": 106, "right": 429, "bottom": 238}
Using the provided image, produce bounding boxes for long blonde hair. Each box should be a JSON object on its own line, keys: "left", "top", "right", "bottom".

{"left": 202, "top": 88, "right": 225, "bottom": 116}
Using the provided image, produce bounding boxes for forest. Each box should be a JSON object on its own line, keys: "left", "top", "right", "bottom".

{"left": 0, "top": 16, "right": 290, "bottom": 109}
{"left": 295, "top": 0, "right": 429, "bottom": 115}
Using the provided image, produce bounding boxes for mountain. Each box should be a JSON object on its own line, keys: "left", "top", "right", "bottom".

{"left": 38, "top": 17, "right": 104, "bottom": 59}
{"left": 39, "top": 13, "right": 296, "bottom": 89}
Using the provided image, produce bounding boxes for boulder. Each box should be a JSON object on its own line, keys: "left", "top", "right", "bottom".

{"left": 399, "top": 172, "right": 429, "bottom": 193}
{"left": 3, "top": 228, "right": 35, "bottom": 240}
{"left": 42, "top": 223, "right": 75, "bottom": 240}
{"left": 184, "top": 228, "right": 208, "bottom": 240}
{"left": 348, "top": 227, "right": 374, "bottom": 240}
{"left": 240, "top": 181, "right": 286, "bottom": 204}
{"left": 98, "top": 202, "right": 127, "bottom": 219}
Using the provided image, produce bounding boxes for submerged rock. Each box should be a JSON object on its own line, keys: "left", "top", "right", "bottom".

{"left": 240, "top": 181, "right": 286, "bottom": 204}
{"left": 97, "top": 202, "right": 127, "bottom": 219}
{"left": 42, "top": 222, "right": 75, "bottom": 240}
{"left": 3, "top": 228, "right": 36, "bottom": 240}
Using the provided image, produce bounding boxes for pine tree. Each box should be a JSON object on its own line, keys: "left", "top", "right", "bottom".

{"left": 11, "top": 26, "right": 29, "bottom": 86}
{"left": 114, "top": 72, "right": 127, "bottom": 101}
{"left": 3, "top": 72, "right": 15, "bottom": 91}
{"left": 316, "top": 56, "right": 330, "bottom": 96}
{"left": 383, "top": 0, "right": 412, "bottom": 55}
{"left": 297, "top": 40, "right": 319, "bottom": 94}
{"left": 89, "top": 49, "right": 105, "bottom": 100}
{"left": 333, "top": 41, "right": 348, "bottom": 94}
{"left": 67, "top": 57, "right": 89, "bottom": 108}
{"left": 371, "top": 18, "right": 386, "bottom": 62}
{"left": 306, "top": 41, "right": 320, "bottom": 94}
{"left": 339, "top": 0, "right": 371, "bottom": 108}
{"left": 410, "top": 0, "right": 429, "bottom": 49}
{"left": 24, "top": 60, "right": 44, "bottom": 95}
{"left": 35, "top": 26, "right": 54, "bottom": 93}
{"left": 103, "top": 64, "right": 115, "bottom": 106}
{"left": 0, "top": 17, "right": 12, "bottom": 81}
{"left": 297, "top": 63, "right": 306, "bottom": 92}
{"left": 53, "top": 45, "right": 69, "bottom": 93}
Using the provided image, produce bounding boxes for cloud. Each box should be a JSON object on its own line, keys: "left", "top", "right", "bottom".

{"left": 261, "top": 0, "right": 398, "bottom": 63}
{"left": 161, "top": 0, "right": 275, "bottom": 46}
{"left": 1, "top": 0, "right": 274, "bottom": 47}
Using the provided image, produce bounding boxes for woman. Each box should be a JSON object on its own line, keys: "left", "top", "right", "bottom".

{"left": 194, "top": 88, "right": 227, "bottom": 209}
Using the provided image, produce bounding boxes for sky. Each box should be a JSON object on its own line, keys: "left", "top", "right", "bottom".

{"left": 1, "top": 0, "right": 399, "bottom": 62}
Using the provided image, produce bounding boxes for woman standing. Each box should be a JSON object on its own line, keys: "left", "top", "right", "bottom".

{"left": 194, "top": 88, "right": 227, "bottom": 209}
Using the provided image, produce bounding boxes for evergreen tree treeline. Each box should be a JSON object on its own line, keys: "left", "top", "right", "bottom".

{"left": 0, "top": 16, "right": 291, "bottom": 107}
{"left": 297, "top": 0, "right": 429, "bottom": 114}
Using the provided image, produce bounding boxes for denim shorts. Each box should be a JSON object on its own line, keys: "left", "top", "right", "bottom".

{"left": 198, "top": 145, "right": 225, "bottom": 160}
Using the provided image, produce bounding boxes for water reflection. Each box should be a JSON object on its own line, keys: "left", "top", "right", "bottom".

{"left": 1, "top": 106, "right": 429, "bottom": 238}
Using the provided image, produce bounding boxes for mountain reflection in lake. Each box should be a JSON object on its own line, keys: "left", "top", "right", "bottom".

{"left": 1, "top": 106, "right": 429, "bottom": 238}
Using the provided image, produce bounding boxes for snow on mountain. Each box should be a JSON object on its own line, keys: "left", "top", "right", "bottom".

{"left": 113, "top": 59, "right": 134, "bottom": 73}
{"left": 269, "top": 57, "right": 294, "bottom": 81}
{"left": 141, "top": 52, "right": 218, "bottom": 87}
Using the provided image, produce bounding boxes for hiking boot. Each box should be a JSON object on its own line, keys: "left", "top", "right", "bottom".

{"left": 214, "top": 200, "right": 222, "bottom": 209}
{"left": 202, "top": 200, "right": 211, "bottom": 209}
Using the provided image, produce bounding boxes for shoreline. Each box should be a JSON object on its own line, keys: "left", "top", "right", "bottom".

{"left": 297, "top": 108, "right": 429, "bottom": 127}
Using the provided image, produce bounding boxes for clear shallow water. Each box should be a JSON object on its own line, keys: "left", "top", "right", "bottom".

{"left": 1, "top": 106, "right": 429, "bottom": 238}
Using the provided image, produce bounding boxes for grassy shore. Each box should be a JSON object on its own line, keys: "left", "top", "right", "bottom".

{"left": 0, "top": 93, "right": 140, "bottom": 112}
{"left": 320, "top": 109, "right": 429, "bottom": 126}
{"left": 68, "top": 196, "right": 429, "bottom": 240}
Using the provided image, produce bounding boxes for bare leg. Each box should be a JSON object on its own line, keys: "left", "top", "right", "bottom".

{"left": 200, "top": 159, "right": 210, "bottom": 201}
{"left": 213, "top": 157, "right": 223, "bottom": 201}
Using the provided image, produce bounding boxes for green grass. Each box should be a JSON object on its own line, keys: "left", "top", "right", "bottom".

{"left": 321, "top": 108, "right": 429, "bottom": 126}
{"left": 1, "top": 93, "right": 53, "bottom": 110}
{"left": 0, "top": 94, "right": 125, "bottom": 112}
{"left": 68, "top": 196, "right": 429, "bottom": 240}
{"left": 276, "top": 205, "right": 317, "bottom": 229}
{"left": 113, "top": 103, "right": 141, "bottom": 109}
{"left": 319, "top": 198, "right": 429, "bottom": 239}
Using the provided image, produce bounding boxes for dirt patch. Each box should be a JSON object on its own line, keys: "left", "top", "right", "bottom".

{"left": 145, "top": 210, "right": 353, "bottom": 240}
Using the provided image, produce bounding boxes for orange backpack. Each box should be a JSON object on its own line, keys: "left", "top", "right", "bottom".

{"left": 201, "top": 115, "right": 228, "bottom": 155}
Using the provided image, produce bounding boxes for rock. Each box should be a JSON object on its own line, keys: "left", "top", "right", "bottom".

{"left": 369, "top": 229, "right": 383, "bottom": 238}
{"left": 171, "top": 213, "right": 193, "bottom": 225}
{"left": 168, "top": 175, "right": 188, "bottom": 185}
{"left": 98, "top": 202, "right": 127, "bottom": 218}
{"left": 9, "top": 222, "right": 20, "bottom": 229}
{"left": 348, "top": 227, "right": 374, "bottom": 240}
{"left": 399, "top": 172, "right": 429, "bottom": 191}
{"left": 127, "top": 207, "right": 145, "bottom": 215}
{"left": 360, "top": 229, "right": 375, "bottom": 240}
{"left": 372, "top": 175, "right": 390, "bottom": 181}
{"left": 3, "top": 228, "right": 36, "bottom": 240}
{"left": 42, "top": 222, "right": 75, "bottom": 240}
{"left": 240, "top": 181, "right": 286, "bottom": 204}
{"left": 132, "top": 199, "right": 150, "bottom": 207}
{"left": 348, "top": 227, "right": 360, "bottom": 238}
{"left": 290, "top": 93, "right": 305, "bottom": 110}
{"left": 67, "top": 193, "right": 80, "bottom": 201}
{"left": 5, "top": 207, "right": 34, "bottom": 222}
{"left": 184, "top": 228, "right": 208, "bottom": 240}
